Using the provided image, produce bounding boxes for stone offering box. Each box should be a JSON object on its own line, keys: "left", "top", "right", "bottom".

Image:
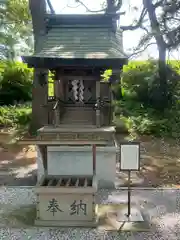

{"left": 23, "top": 125, "right": 119, "bottom": 188}
{"left": 35, "top": 175, "right": 97, "bottom": 227}
{"left": 47, "top": 145, "right": 117, "bottom": 189}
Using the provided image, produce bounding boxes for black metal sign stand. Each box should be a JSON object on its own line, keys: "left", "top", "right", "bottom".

{"left": 117, "top": 142, "right": 140, "bottom": 222}
{"left": 117, "top": 170, "right": 131, "bottom": 222}
{"left": 127, "top": 170, "right": 131, "bottom": 218}
{"left": 92, "top": 144, "right": 96, "bottom": 175}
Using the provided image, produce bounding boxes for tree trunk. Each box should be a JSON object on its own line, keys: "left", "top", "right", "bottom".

{"left": 111, "top": 70, "right": 122, "bottom": 100}
{"left": 28, "top": 0, "right": 48, "bottom": 134}
{"left": 143, "top": 0, "right": 168, "bottom": 109}
{"left": 106, "top": 0, "right": 115, "bottom": 13}
{"left": 29, "top": 0, "right": 46, "bottom": 51}
{"left": 158, "top": 45, "right": 168, "bottom": 108}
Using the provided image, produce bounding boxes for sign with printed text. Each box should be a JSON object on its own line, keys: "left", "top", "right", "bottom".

{"left": 120, "top": 142, "right": 140, "bottom": 171}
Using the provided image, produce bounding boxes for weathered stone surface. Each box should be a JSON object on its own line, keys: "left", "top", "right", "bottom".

{"left": 35, "top": 175, "right": 97, "bottom": 227}
{"left": 47, "top": 146, "right": 117, "bottom": 188}
{"left": 0, "top": 188, "right": 180, "bottom": 238}
{"left": 38, "top": 126, "right": 115, "bottom": 142}
{"left": 36, "top": 146, "right": 44, "bottom": 181}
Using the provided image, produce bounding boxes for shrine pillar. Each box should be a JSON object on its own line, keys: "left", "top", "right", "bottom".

{"left": 53, "top": 72, "right": 61, "bottom": 126}
{"left": 95, "top": 80, "right": 101, "bottom": 127}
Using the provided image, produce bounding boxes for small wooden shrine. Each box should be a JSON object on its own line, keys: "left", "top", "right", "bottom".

{"left": 21, "top": 13, "right": 127, "bottom": 226}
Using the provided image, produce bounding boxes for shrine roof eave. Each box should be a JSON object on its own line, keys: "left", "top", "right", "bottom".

{"left": 22, "top": 56, "right": 128, "bottom": 70}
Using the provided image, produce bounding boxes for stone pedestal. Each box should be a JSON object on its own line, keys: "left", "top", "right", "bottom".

{"left": 35, "top": 175, "right": 97, "bottom": 227}
{"left": 35, "top": 125, "right": 118, "bottom": 188}
{"left": 116, "top": 207, "right": 144, "bottom": 222}
{"left": 47, "top": 146, "right": 117, "bottom": 188}
{"left": 36, "top": 146, "right": 44, "bottom": 182}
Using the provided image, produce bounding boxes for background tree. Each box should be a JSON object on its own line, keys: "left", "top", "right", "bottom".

{"left": 72, "top": 0, "right": 180, "bottom": 109}
{"left": 142, "top": 0, "right": 180, "bottom": 108}
{"left": 28, "top": 0, "right": 48, "bottom": 132}
{"left": 0, "top": 0, "right": 32, "bottom": 60}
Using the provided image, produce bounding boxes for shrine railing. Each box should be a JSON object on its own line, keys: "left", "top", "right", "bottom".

{"left": 47, "top": 97, "right": 65, "bottom": 125}
{"left": 52, "top": 100, "right": 60, "bottom": 126}
{"left": 47, "top": 97, "right": 112, "bottom": 125}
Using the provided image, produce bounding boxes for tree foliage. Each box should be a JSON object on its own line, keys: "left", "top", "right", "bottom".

{"left": 72, "top": 0, "right": 180, "bottom": 109}
{"left": 160, "top": 0, "right": 180, "bottom": 49}
{"left": 121, "top": 60, "right": 180, "bottom": 108}
{"left": 0, "top": 61, "right": 33, "bottom": 105}
{"left": 113, "top": 60, "right": 180, "bottom": 138}
{"left": 0, "top": 103, "right": 31, "bottom": 128}
{"left": 0, "top": 0, "right": 32, "bottom": 60}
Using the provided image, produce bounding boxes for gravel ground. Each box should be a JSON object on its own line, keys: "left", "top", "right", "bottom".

{"left": 0, "top": 187, "right": 180, "bottom": 239}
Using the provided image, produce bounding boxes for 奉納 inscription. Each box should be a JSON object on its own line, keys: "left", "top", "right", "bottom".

{"left": 70, "top": 200, "right": 87, "bottom": 216}
{"left": 46, "top": 198, "right": 64, "bottom": 216}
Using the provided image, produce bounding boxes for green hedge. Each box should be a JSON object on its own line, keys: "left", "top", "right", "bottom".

{"left": 0, "top": 61, "right": 33, "bottom": 105}
{"left": 0, "top": 61, "right": 56, "bottom": 105}
{"left": 121, "top": 60, "right": 180, "bottom": 107}
{"left": 114, "top": 60, "right": 180, "bottom": 138}
{"left": 0, "top": 103, "right": 32, "bottom": 128}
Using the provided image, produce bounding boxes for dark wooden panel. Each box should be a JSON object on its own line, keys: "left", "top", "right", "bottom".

{"left": 22, "top": 56, "right": 127, "bottom": 70}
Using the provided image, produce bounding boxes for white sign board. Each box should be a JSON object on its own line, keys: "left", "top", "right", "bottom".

{"left": 120, "top": 143, "right": 140, "bottom": 171}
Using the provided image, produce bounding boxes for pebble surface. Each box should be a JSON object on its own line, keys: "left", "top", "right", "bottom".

{"left": 0, "top": 187, "right": 180, "bottom": 239}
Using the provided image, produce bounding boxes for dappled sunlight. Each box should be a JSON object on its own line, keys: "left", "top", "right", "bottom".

{"left": 140, "top": 153, "right": 180, "bottom": 186}
{"left": 139, "top": 137, "right": 180, "bottom": 187}
{"left": 12, "top": 163, "right": 37, "bottom": 178}
{"left": 108, "top": 193, "right": 129, "bottom": 204}
{"left": 152, "top": 212, "right": 180, "bottom": 240}
{"left": 58, "top": 52, "right": 75, "bottom": 58}
{"left": 86, "top": 52, "right": 108, "bottom": 58}
{"left": 117, "top": 171, "right": 144, "bottom": 186}
{"left": 0, "top": 144, "right": 37, "bottom": 185}
{"left": 48, "top": 45, "right": 64, "bottom": 51}
{"left": 97, "top": 204, "right": 149, "bottom": 231}
{"left": 117, "top": 134, "right": 180, "bottom": 187}
{"left": 155, "top": 213, "right": 180, "bottom": 228}
{"left": 0, "top": 160, "right": 11, "bottom": 166}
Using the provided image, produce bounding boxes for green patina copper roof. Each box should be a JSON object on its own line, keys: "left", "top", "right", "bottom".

{"left": 23, "top": 15, "right": 127, "bottom": 68}
{"left": 33, "top": 15, "right": 125, "bottom": 60}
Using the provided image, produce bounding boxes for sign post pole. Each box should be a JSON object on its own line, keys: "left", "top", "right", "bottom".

{"left": 92, "top": 144, "right": 96, "bottom": 175}
{"left": 117, "top": 142, "right": 140, "bottom": 222}
{"left": 127, "top": 170, "right": 131, "bottom": 218}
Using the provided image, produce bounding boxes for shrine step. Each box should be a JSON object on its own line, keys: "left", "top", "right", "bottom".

{"left": 60, "top": 120, "right": 92, "bottom": 125}
{"left": 61, "top": 107, "right": 94, "bottom": 125}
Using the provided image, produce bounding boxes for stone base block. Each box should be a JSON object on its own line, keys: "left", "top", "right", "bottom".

{"left": 116, "top": 207, "right": 144, "bottom": 222}
{"left": 97, "top": 204, "right": 150, "bottom": 232}
{"left": 35, "top": 175, "right": 97, "bottom": 227}
{"left": 34, "top": 219, "right": 97, "bottom": 227}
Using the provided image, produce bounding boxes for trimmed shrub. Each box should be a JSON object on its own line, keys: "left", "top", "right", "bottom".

{"left": 114, "top": 60, "right": 180, "bottom": 138}
{"left": 121, "top": 60, "right": 180, "bottom": 109}
{"left": 0, "top": 61, "right": 33, "bottom": 105}
{"left": 0, "top": 103, "right": 32, "bottom": 128}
